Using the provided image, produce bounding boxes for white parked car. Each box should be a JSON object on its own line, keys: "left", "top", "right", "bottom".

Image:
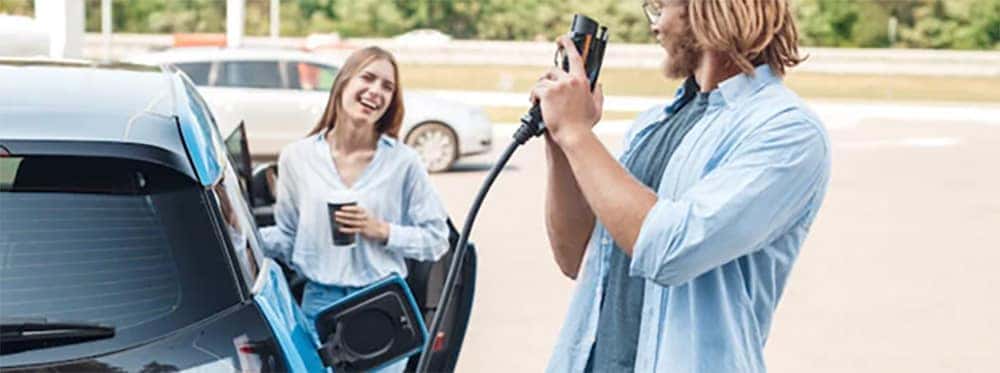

{"left": 130, "top": 48, "right": 492, "bottom": 172}
{"left": 0, "top": 15, "right": 49, "bottom": 57}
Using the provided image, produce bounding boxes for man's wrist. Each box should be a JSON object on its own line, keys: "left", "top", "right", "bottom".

{"left": 553, "top": 126, "right": 595, "bottom": 153}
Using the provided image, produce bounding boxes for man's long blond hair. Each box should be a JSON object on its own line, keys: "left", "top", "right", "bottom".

{"left": 687, "top": 0, "right": 805, "bottom": 76}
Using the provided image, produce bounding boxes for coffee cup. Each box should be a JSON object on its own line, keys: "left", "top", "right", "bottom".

{"left": 326, "top": 190, "right": 359, "bottom": 246}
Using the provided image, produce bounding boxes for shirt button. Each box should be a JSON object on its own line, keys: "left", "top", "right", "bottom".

{"left": 601, "top": 238, "right": 610, "bottom": 246}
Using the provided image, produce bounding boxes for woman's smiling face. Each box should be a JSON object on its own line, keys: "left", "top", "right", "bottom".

{"left": 339, "top": 58, "right": 397, "bottom": 125}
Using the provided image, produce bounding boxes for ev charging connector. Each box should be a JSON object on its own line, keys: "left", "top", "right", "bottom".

{"left": 415, "top": 14, "right": 609, "bottom": 373}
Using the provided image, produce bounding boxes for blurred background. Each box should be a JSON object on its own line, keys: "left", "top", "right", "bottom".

{"left": 2, "top": 0, "right": 998, "bottom": 372}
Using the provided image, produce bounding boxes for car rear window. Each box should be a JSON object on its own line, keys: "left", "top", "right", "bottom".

{"left": 175, "top": 62, "right": 213, "bottom": 86}
{"left": 0, "top": 155, "right": 242, "bottom": 361}
{"left": 216, "top": 61, "right": 282, "bottom": 89}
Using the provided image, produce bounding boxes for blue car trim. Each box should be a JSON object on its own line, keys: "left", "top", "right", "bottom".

{"left": 316, "top": 274, "right": 430, "bottom": 370}
{"left": 253, "top": 259, "right": 326, "bottom": 372}
{"left": 171, "top": 72, "right": 223, "bottom": 186}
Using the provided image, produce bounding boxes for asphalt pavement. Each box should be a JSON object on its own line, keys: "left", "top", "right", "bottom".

{"left": 431, "top": 100, "right": 1000, "bottom": 372}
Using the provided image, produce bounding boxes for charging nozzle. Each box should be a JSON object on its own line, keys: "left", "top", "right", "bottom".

{"left": 571, "top": 14, "right": 599, "bottom": 35}
{"left": 512, "top": 14, "right": 609, "bottom": 145}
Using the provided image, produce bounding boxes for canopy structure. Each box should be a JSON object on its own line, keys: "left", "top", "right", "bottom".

{"left": 28, "top": 0, "right": 280, "bottom": 59}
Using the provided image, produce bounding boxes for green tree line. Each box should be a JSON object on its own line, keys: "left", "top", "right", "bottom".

{"left": 1, "top": 0, "right": 997, "bottom": 49}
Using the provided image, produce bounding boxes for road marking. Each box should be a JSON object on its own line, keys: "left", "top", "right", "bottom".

{"left": 836, "top": 137, "right": 962, "bottom": 150}
{"left": 901, "top": 137, "right": 962, "bottom": 148}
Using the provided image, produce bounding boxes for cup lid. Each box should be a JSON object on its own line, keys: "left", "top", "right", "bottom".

{"left": 326, "top": 189, "right": 359, "bottom": 204}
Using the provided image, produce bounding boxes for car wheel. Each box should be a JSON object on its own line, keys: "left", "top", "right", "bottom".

{"left": 405, "top": 122, "right": 458, "bottom": 173}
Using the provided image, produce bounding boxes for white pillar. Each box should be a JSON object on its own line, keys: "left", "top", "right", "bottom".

{"left": 101, "top": 0, "right": 112, "bottom": 61}
{"left": 888, "top": 16, "right": 898, "bottom": 47}
{"left": 226, "top": 0, "right": 245, "bottom": 48}
{"left": 270, "top": 0, "right": 280, "bottom": 39}
{"left": 34, "top": 0, "right": 85, "bottom": 59}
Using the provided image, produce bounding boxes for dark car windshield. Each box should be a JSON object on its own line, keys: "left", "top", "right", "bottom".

{"left": 0, "top": 155, "right": 242, "bottom": 363}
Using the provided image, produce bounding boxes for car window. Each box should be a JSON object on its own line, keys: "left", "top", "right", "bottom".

{"left": 216, "top": 61, "right": 282, "bottom": 89}
{"left": 0, "top": 156, "right": 21, "bottom": 189}
{"left": 224, "top": 122, "right": 252, "bottom": 195}
{"left": 0, "top": 155, "right": 242, "bottom": 360}
{"left": 174, "top": 62, "right": 212, "bottom": 86}
{"left": 290, "top": 61, "right": 339, "bottom": 91}
{"left": 213, "top": 164, "right": 264, "bottom": 289}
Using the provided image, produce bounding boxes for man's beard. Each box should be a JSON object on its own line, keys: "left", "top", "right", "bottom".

{"left": 661, "top": 21, "right": 702, "bottom": 79}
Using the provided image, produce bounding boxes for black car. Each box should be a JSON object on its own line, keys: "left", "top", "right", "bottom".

{"left": 0, "top": 59, "right": 476, "bottom": 372}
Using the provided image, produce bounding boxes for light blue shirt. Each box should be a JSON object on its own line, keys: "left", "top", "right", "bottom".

{"left": 260, "top": 134, "right": 449, "bottom": 287}
{"left": 548, "top": 65, "right": 831, "bottom": 373}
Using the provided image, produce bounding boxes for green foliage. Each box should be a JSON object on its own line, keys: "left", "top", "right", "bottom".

{"left": 897, "top": 0, "right": 1000, "bottom": 49}
{"left": 971, "top": 0, "right": 1000, "bottom": 49}
{"left": 0, "top": 0, "right": 33, "bottom": 15}
{"left": 13, "top": 0, "right": 991, "bottom": 50}
{"left": 796, "top": 0, "right": 863, "bottom": 47}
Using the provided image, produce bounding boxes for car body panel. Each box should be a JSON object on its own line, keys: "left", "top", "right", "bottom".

{"left": 251, "top": 258, "right": 325, "bottom": 372}
{"left": 0, "top": 303, "right": 287, "bottom": 372}
{"left": 0, "top": 61, "right": 178, "bottom": 148}
{"left": 169, "top": 68, "right": 226, "bottom": 185}
{"left": 0, "top": 60, "right": 225, "bottom": 186}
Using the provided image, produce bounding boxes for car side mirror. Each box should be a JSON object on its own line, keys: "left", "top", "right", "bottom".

{"left": 251, "top": 162, "right": 277, "bottom": 207}
{"left": 314, "top": 275, "right": 428, "bottom": 372}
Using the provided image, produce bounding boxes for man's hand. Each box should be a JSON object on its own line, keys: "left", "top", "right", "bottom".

{"left": 335, "top": 205, "right": 389, "bottom": 244}
{"left": 530, "top": 35, "right": 604, "bottom": 147}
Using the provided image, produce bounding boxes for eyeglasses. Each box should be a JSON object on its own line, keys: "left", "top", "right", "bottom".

{"left": 641, "top": 0, "right": 662, "bottom": 24}
{"left": 642, "top": 0, "right": 683, "bottom": 24}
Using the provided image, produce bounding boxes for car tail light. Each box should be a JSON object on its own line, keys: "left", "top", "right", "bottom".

{"left": 432, "top": 331, "right": 447, "bottom": 352}
{"left": 233, "top": 335, "right": 263, "bottom": 373}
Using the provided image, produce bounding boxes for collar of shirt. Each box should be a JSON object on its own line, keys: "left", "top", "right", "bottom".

{"left": 624, "top": 65, "right": 780, "bottom": 156}
{"left": 653, "top": 64, "right": 780, "bottom": 125}
{"left": 716, "top": 64, "right": 780, "bottom": 107}
{"left": 315, "top": 131, "right": 397, "bottom": 148}
{"left": 312, "top": 132, "right": 397, "bottom": 189}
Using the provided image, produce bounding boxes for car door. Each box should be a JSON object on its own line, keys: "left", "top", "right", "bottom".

{"left": 214, "top": 125, "right": 327, "bottom": 371}
{"left": 223, "top": 125, "right": 478, "bottom": 372}
{"left": 404, "top": 221, "right": 478, "bottom": 373}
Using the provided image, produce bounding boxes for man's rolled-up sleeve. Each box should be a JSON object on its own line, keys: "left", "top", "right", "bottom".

{"left": 629, "top": 118, "right": 829, "bottom": 287}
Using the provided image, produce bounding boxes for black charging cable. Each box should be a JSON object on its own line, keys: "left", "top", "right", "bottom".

{"left": 412, "top": 137, "right": 519, "bottom": 372}
{"left": 414, "top": 15, "right": 607, "bottom": 373}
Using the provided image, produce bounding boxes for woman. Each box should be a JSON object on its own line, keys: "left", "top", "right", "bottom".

{"left": 261, "top": 47, "right": 449, "bottom": 350}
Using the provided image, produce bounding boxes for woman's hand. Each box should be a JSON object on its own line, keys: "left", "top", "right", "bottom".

{"left": 335, "top": 205, "right": 390, "bottom": 244}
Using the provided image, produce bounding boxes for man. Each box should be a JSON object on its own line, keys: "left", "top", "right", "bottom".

{"left": 530, "top": 0, "right": 830, "bottom": 372}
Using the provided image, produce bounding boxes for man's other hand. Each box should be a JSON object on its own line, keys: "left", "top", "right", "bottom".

{"left": 530, "top": 35, "right": 604, "bottom": 147}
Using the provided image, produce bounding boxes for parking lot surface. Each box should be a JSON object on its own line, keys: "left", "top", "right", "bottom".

{"left": 434, "top": 101, "right": 1000, "bottom": 372}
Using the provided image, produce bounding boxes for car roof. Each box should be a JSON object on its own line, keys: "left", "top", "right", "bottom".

{"left": 0, "top": 59, "right": 225, "bottom": 186}
{"left": 129, "top": 47, "right": 344, "bottom": 66}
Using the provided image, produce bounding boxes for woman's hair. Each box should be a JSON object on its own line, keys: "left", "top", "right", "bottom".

{"left": 687, "top": 0, "right": 805, "bottom": 76}
{"left": 308, "top": 46, "right": 405, "bottom": 138}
